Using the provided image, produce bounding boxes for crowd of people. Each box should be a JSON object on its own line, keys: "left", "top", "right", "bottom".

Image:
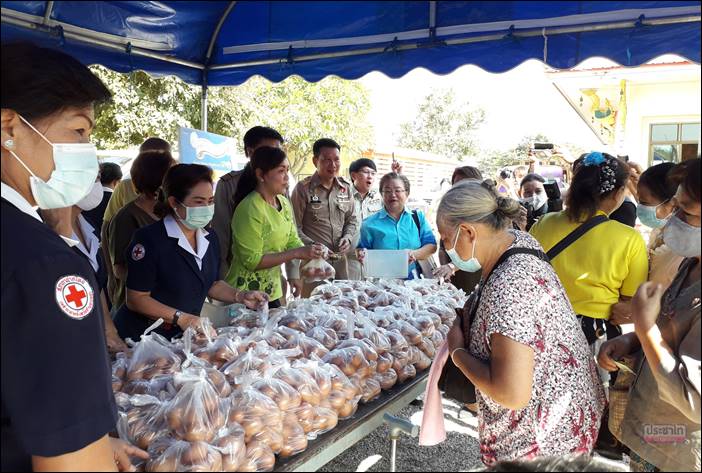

{"left": 1, "top": 42, "right": 700, "bottom": 472}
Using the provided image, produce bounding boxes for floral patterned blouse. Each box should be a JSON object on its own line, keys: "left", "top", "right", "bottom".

{"left": 468, "top": 231, "right": 606, "bottom": 465}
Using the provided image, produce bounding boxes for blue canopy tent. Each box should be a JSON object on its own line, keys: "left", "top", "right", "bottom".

{"left": 2, "top": 1, "right": 700, "bottom": 130}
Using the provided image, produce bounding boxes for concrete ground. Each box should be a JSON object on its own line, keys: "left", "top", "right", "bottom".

{"left": 320, "top": 396, "right": 484, "bottom": 472}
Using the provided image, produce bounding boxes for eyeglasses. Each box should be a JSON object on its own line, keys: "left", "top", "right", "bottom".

{"left": 358, "top": 170, "right": 376, "bottom": 176}
{"left": 382, "top": 189, "right": 407, "bottom": 196}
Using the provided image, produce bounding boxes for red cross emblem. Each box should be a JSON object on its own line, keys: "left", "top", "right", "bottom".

{"left": 132, "top": 243, "right": 146, "bottom": 261}
{"left": 55, "top": 275, "right": 94, "bottom": 320}
{"left": 65, "top": 284, "right": 87, "bottom": 308}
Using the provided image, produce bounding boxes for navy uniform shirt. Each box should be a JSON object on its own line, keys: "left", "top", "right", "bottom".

{"left": 71, "top": 214, "right": 109, "bottom": 296}
{"left": 1, "top": 191, "right": 117, "bottom": 471}
{"left": 113, "top": 215, "right": 220, "bottom": 341}
{"left": 82, "top": 188, "right": 113, "bottom": 237}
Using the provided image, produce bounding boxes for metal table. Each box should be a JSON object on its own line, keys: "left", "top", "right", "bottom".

{"left": 275, "top": 371, "right": 428, "bottom": 472}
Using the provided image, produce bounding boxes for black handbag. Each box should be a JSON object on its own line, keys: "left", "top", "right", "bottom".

{"left": 438, "top": 247, "right": 550, "bottom": 404}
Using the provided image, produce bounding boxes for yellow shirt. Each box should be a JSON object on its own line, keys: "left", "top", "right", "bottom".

{"left": 529, "top": 210, "right": 648, "bottom": 320}
{"left": 103, "top": 178, "right": 138, "bottom": 223}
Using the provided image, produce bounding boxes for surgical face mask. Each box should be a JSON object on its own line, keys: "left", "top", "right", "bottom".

{"left": 8, "top": 115, "right": 98, "bottom": 209}
{"left": 663, "top": 214, "right": 701, "bottom": 257}
{"left": 523, "top": 192, "right": 548, "bottom": 211}
{"left": 446, "top": 226, "right": 482, "bottom": 273}
{"left": 637, "top": 202, "right": 671, "bottom": 229}
{"left": 77, "top": 181, "right": 104, "bottom": 211}
{"left": 176, "top": 201, "right": 214, "bottom": 230}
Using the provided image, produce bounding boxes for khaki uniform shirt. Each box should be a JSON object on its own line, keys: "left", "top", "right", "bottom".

{"left": 290, "top": 174, "right": 358, "bottom": 280}
{"left": 212, "top": 170, "right": 244, "bottom": 279}
{"left": 347, "top": 186, "right": 383, "bottom": 280}
{"left": 620, "top": 258, "right": 701, "bottom": 471}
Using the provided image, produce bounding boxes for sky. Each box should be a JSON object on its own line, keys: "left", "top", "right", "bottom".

{"left": 358, "top": 58, "right": 607, "bottom": 153}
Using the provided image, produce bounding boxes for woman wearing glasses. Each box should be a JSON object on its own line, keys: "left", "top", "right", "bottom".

{"left": 357, "top": 172, "right": 437, "bottom": 279}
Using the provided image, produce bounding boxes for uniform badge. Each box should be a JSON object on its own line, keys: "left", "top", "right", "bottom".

{"left": 132, "top": 244, "right": 146, "bottom": 261}
{"left": 55, "top": 275, "right": 95, "bottom": 320}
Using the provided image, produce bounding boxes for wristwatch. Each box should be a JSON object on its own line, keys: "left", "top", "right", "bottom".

{"left": 172, "top": 310, "right": 183, "bottom": 327}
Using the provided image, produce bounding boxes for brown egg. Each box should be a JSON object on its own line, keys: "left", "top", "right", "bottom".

{"left": 398, "top": 364, "right": 416, "bottom": 383}
{"left": 145, "top": 453, "right": 177, "bottom": 472}
{"left": 256, "top": 427, "right": 284, "bottom": 453}
{"left": 242, "top": 441, "right": 275, "bottom": 472}
{"left": 313, "top": 407, "right": 339, "bottom": 431}
{"left": 181, "top": 441, "right": 210, "bottom": 465}
{"left": 166, "top": 407, "right": 184, "bottom": 431}
{"left": 360, "top": 378, "right": 381, "bottom": 403}
{"left": 214, "top": 433, "right": 246, "bottom": 472}
{"left": 206, "top": 369, "right": 232, "bottom": 397}
{"left": 294, "top": 402, "right": 316, "bottom": 421}
{"left": 377, "top": 353, "right": 393, "bottom": 373}
{"left": 279, "top": 420, "right": 308, "bottom": 458}
{"left": 327, "top": 391, "right": 346, "bottom": 410}
{"left": 337, "top": 402, "right": 356, "bottom": 419}
{"left": 241, "top": 418, "right": 265, "bottom": 442}
{"left": 414, "top": 351, "right": 432, "bottom": 371}
{"left": 229, "top": 407, "right": 245, "bottom": 424}
{"left": 379, "top": 369, "right": 398, "bottom": 390}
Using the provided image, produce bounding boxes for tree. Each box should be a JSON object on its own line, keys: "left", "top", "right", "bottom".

{"left": 90, "top": 66, "right": 374, "bottom": 177}
{"left": 397, "top": 88, "right": 485, "bottom": 160}
{"left": 91, "top": 66, "right": 201, "bottom": 148}
{"left": 477, "top": 133, "right": 551, "bottom": 178}
{"left": 242, "top": 76, "right": 374, "bottom": 177}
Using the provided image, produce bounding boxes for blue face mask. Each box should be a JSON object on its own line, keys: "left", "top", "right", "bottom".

{"left": 9, "top": 115, "right": 98, "bottom": 209}
{"left": 637, "top": 202, "right": 670, "bottom": 229}
{"left": 176, "top": 201, "right": 214, "bottom": 230}
{"left": 446, "top": 226, "right": 482, "bottom": 273}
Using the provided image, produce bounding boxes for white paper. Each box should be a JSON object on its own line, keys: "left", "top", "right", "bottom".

{"left": 364, "top": 250, "right": 409, "bottom": 279}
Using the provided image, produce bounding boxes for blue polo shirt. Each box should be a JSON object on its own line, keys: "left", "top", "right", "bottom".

{"left": 358, "top": 208, "right": 436, "bottom": 279}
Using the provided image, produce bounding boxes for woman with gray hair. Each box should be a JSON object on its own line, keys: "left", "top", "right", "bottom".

{"left": 439, "top": 180, "right": 605, "bottom": 466}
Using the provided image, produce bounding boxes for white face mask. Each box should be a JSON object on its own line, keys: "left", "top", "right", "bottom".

{"left": 8, "top": 115, "right": 98, "bottom": 209}
{"left": 523, "top": 192, "right": 548, "bottom": 210}
{"left": 663, "top": 214, "right": 701, "bottom": 257}
{"left": 77, "top": 181, "right": 104, "bottom": 211}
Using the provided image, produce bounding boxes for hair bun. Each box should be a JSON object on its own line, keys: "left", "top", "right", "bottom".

{"left": 496, "top": 196, "right": 510, "bottom": 209}
{"left": 495, "top": 196, "right": 521, "bottom": 219}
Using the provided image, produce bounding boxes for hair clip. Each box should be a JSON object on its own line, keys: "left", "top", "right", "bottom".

{"left": 583, "top": 152, "right": 605, "bottom": 166}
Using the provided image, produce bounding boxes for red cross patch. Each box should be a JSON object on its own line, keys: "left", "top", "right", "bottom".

{"left": 55, "top": 275, "right": 94, "bottom": 320}
{"left": 132, "top": 243, "right": 146, "bottom": 261}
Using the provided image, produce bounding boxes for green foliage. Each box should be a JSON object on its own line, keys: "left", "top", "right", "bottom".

{"left": 91, "top": 66, "right": 200, "bottom": 148}
{"left": 90, "top": 67, "right": 373, "bottom": 177}
{"left": 477, "top": 133, "right": 551, "bottom": 178}
{"left": 397, "top": 88, "right": 485, "bottom": 160}
{"left": 242, "top": 76, "right": 374, "bottom": 177}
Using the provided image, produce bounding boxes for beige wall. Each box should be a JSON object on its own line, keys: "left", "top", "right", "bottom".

{"left": 622, "top": 80, "right": 701, "bottom": 167}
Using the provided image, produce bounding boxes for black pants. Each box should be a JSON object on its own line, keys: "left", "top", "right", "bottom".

{"left": 577, "top": 315, "right": 622, "bottom": 345}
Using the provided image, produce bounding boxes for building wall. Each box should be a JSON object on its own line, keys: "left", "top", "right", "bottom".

{"left": 362, "top": 149, "right": 465, "bottom": 198}
{"left": 623, "top": 80, "right": 701, "bottom": 167}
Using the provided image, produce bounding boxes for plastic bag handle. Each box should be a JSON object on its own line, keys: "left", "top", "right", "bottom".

{"left": 143, "top": 318, "right": 164, "bottom": 337}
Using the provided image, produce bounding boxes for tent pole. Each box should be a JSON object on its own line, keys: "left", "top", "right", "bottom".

{"left": 42, "top": 1, "right": 54, "bottom": 25}
{"left": 201, "top": 84, "right": 208, "bottom": 132}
